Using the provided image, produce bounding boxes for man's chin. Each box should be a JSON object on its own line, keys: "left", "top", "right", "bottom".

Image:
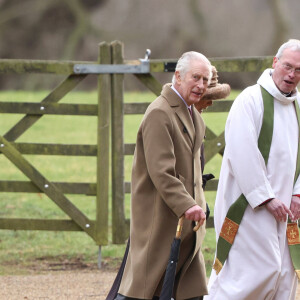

{"left": 191, "top": 98, "right": 202, "bottom": 104}
{"left": 281, "top": 82, "right": 296, "bottom": 94}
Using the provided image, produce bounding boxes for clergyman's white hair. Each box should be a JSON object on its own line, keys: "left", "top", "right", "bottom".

{"left": 275, "top": 39, "right": 300, "bottom": 59}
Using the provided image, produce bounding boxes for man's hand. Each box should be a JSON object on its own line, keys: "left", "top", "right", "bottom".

{"left": 265, "top": 198, "right": 294, "bottom": 222}
{"left": 290, "top": 195, "right": 300, "bottom": 221}
{"left": 184, "top": 205, "right": 206, "bottom": 227}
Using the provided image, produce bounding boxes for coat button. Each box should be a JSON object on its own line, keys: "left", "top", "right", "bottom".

{"left": 194, "top": 183, "right": 196, "bottom": 187}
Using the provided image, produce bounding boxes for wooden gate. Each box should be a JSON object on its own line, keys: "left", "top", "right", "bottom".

{"left": 0, "top": 42, "right": 115, "bottom": 265}
{"left": 0, "top": 40, "right": 274, "bottom": 259}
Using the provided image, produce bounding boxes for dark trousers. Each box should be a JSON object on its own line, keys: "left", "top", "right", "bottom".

{"left": 115, "top": 293, "right": 203, "bottom": 300}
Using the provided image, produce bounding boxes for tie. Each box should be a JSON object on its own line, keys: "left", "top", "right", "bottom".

{"left": 188, "top": 107, "right": 193, "bottom": 122}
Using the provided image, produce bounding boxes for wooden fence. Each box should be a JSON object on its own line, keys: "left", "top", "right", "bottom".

{"left": 0, "top": 41, "right": 273, "bottom": 264}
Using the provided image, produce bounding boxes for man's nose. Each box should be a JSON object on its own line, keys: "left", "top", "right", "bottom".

{"left": 197, "top": 78, "right": 204, "bottom": 89}
{"left": 287, "top": 68, "right": 297, "bottom": 78}
{"left": 289, "top": 72, "right": 296, "bottom": 78}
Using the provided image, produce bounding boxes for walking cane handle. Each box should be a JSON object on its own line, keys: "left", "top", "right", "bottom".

{"left": 177, "top": 216, "right": 201, "bottom": 235}
{"left": 193, "top": 222, "right": 201, "bottom": 232}
{"left": 176, "top": 216, "right": 185, "bottom": 239}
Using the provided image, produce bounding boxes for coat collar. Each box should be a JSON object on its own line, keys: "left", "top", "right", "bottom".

{"left": 161, "top": 84, "right": 204, "bottom": 153}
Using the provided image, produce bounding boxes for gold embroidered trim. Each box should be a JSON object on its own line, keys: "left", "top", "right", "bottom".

{"left": 219, "top": 217, "right": 239, "bottom": 244}
{"left": 213, "top": 258, "right": 223, "bottom": 275}
{"left": 296, "top": 270, "right": 300, "bottom": 280}
{"left": 287, "top": 223, "right": 300, "bottom": 245}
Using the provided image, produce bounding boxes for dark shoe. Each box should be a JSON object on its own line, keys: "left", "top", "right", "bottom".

{"left": 114, "top": 293, "right": 134, "bottom": 300}
{"left": 114, "top": 293, "right": 143, "bottom": 300}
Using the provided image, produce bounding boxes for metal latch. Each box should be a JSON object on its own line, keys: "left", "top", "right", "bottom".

{"left": 164, "top": 62, "right": 177, "bottom": 72}
{"left": 73, "top": 49, "right": 151, "bottom": 74}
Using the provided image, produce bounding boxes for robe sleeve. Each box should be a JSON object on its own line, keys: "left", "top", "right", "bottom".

{"left": 225, "top": 86, "right": 276, "bottom": 208}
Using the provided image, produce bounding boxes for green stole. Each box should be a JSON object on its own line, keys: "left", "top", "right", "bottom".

{"left": 213, "top": 86, "right": 300, "bottom": 280}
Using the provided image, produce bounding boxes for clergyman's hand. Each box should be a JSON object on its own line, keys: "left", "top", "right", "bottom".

{"left": 184, "top": 205, "right": 206, "bottom": 227}
{"left": 290, "top": 195, "right": 300, "bottom": 221}
{"left": 265, "top": 198, "right": 294, "bottom": 222}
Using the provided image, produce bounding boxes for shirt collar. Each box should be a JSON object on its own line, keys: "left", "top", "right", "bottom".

{"left": 171, "top": 85, "right": 191, "bottom": 109}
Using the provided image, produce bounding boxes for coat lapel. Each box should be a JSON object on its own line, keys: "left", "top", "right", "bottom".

{"left": 161, "top": 84, "right": 195, "bottom": 146}
{"left": 175, "top": 106, "right": 195, "bottom": 145}
{"left": 192, "top": 105, "right": 205, "bottom": 154}
{"left": 161, "top": 84, "right": 205, "bottom": 153}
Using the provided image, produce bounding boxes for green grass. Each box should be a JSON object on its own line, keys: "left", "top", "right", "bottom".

{"left": 0, "top": 90, "right": 235, "bottom": 276}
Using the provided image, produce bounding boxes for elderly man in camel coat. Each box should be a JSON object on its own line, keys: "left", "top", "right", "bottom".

{"left": 115, "top": 51, "right": 212, "bottom": 300}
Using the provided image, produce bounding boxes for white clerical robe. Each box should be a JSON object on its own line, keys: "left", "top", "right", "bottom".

{"left": 205, "top": 69, "right": 300, "bottom": 300}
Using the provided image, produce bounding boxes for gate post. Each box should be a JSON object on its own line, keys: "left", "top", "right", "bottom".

{"left": 111, "top": 41, "right": 127, "bottom": 243}
{"left": 96, "top": 42, "right": 111, "bottom": 266}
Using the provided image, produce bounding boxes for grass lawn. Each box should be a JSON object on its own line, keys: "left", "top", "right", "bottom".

{"left": 0, "top": 89, "right": 237, "bottom": 276}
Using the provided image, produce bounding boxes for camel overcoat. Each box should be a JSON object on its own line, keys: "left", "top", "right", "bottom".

{"left": 119, "top": 84, "right": 208, "bottom": 299}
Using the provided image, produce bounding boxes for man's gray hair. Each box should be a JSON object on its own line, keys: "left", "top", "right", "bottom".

{"left": 275, "top": 39, "right": 300, "bottom": 59}
{"left": 172, "top": 51, "right": 212, "bottom": 85}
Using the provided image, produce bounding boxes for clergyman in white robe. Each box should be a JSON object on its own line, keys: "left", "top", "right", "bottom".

{"left": 204, "top": 68, "right": 300, "bottom": 300}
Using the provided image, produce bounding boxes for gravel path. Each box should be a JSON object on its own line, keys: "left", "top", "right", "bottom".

{"left": 1, "top": 270, "right": 116, "bottom": 300}
{"left": 1, "top": 270, "right": 299, "bottom": 299}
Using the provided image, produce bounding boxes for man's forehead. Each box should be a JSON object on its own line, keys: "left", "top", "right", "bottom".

{"left": 191, "top": 65, "right": 211, "bottom": 77}
{"left": 191, "top": 58, "right": 210, "bottom": 67}
{"left": 280, "top": 48, "right": 300, "bottom": 64}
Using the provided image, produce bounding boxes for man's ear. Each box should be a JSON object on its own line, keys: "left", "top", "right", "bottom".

{"left": 175, "top": 70, "right": 181, "bottom": 84}
{"left": 272, "top": 56, "right": 278, "bottom": 69}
